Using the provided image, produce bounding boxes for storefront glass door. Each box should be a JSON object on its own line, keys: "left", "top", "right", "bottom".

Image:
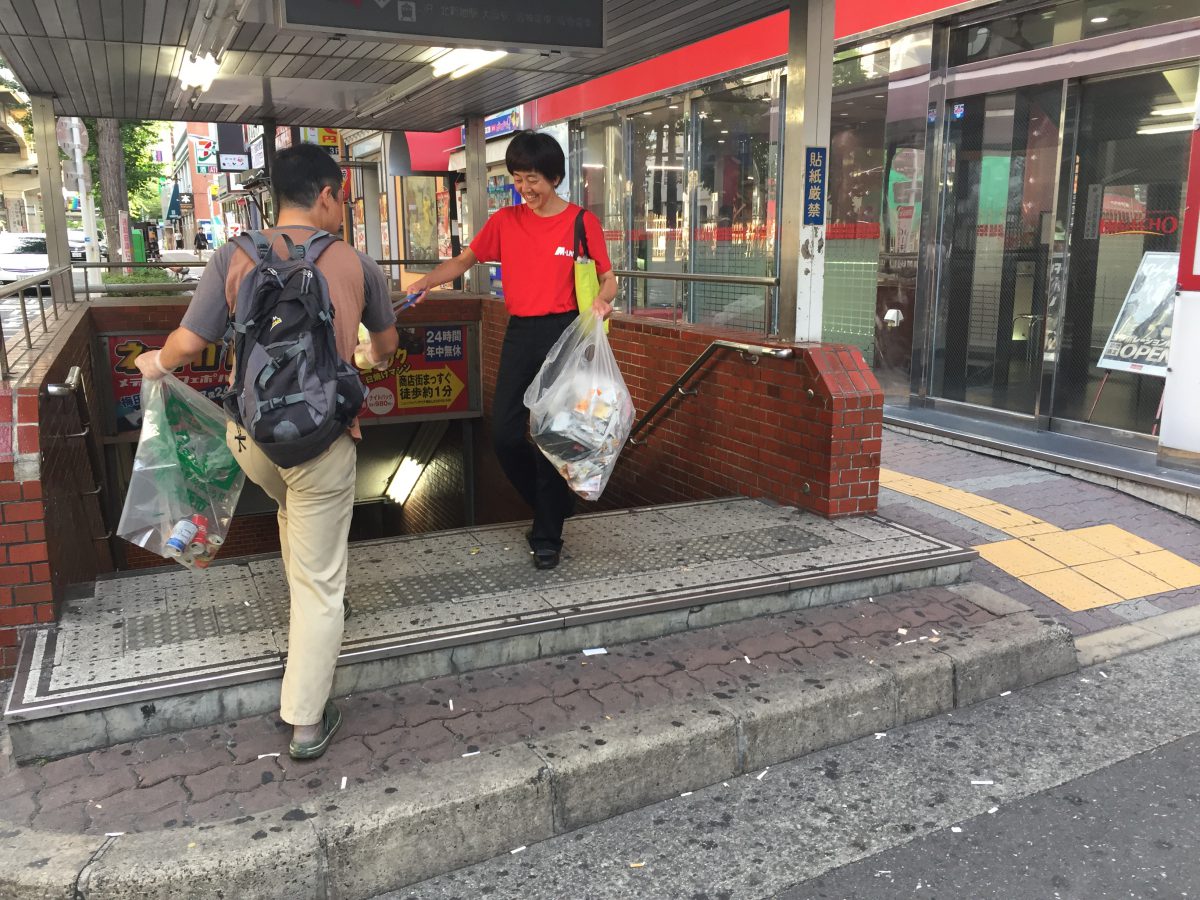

{"left": 1051, "top": 65, "right": 1196, "bottom": 438}
{"left": 929, "top": 83, "right": 1063, "bottom": 415}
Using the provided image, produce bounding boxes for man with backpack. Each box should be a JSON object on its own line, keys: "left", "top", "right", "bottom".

{"left": 135, "top": 144, "right": 398, "bottom": 760}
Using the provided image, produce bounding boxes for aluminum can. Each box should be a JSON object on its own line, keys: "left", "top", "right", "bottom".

{"left": 164, "top": 518, "right": 199, "bottom": 557}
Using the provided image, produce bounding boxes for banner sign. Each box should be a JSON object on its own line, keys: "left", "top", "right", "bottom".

{"left": 279, "top": 0, "right": 604, "bottom": 52}
{"left": 803, "top": 147, "right": 827, "bottom": 226}
{"left": 103, "top": 335, "right": 231, "bottom": 434}
{"left": 359, "top": 325, "right": 474, "bottom": 421}
{"left": 1098, "top": 251, "right": 1179, "bottom": 377}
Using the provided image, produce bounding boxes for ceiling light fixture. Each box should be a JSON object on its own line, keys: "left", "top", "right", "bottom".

{"left": 430, "top": 48, "right": 508, "bottom": 79}
{"left": 1090, "top": 15, "right": 1109, "bottom": 23}
{"left": 178, "top": 52, "right": 219, "bottom": 92}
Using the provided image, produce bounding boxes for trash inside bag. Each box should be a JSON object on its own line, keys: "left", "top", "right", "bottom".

{"left": 524, "top": 313, "right": 635, "bottom": 501}
{"left": 117, "top": 374, "right": 244, "bottom": 570}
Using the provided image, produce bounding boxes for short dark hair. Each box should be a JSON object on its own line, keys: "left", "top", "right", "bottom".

{"left": 505, "top": 130, "right": 565, "bottom": 186}
{"left": 272, "top": 143, "right": 343, "bottom": 209}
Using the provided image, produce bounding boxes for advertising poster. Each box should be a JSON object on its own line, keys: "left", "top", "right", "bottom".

{"left": 105, "top": 335, "right": 231, "bottom": 433}
{"left": 436, "top": 190, "right": 453, "bottom": 259}
{"left": 379, "top": 193, "right": 391, "bottom": 260}
{"left": 358, "top": 326, "right": 472, "bottom": 421}
{"left": 1098, "top": 251, "right": 1179, "bottom": 377}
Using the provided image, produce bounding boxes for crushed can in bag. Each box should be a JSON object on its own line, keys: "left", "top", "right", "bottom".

{"left": 164, "top": 518, "right": 199, "bottom": 558}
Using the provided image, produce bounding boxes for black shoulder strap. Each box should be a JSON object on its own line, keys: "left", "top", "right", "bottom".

{"left": 573, "top": 208, "right": 590, "bottom": 261}
{"left": 300, "top": 230, "right": 336, "bottom": 263}
{"left": 240, "top": 230, "right": 273, "bottom": 262}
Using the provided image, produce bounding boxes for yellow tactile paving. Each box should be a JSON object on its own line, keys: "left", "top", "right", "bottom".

{"left": 975, "top": 540, "right": 1064, "bottom": 577}
{"left": 1072, "top": 559, "right": 1176, "bottom": 601}
{"left": 879, "top": 465, "right": 1200, "bottom": 611}
{"left": 1019, "top": 531, "right": 1115, "bottom": 567}
{"left": 1124, "top": 550, "right": 1200, "bottom": 591}
{"left": 1023, "top": 568, "right": 1125, "bottom": 611}
{"left": 960, "top": 504, "right": 1049, "bottom": 534}
{"left": 1070, "top": 524, "right": 1162, "bottom": 557}
{"left": 1004, "top": 522, "right": 1063, "bottom": 538}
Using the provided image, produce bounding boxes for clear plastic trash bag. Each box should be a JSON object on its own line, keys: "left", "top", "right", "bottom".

{"left": 117, "top": 374, "right": 244, "bottom": 569}
{"left": 523, "top": 313, "right": 635, "bottom": 501}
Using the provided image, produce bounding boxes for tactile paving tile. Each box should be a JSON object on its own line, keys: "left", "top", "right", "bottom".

{"left": 12, "top": 500, "right": 969, "bottom": 719}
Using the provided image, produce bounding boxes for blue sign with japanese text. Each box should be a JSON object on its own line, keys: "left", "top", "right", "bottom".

{"left": 803, "top": 147, "right": 827, "bottom": 226}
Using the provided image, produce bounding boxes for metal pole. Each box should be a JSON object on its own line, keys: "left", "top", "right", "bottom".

{"left": 30, "top": 95, "right": 73, "bottom": 306}
{"left": 777, "top": 0, "right": 835, "bottom": 342}
{"left": 464, "top": 115, "right": 488, "bottom": 292}
{"left": 71, "top": 118, "right": 100, "bottom": 264}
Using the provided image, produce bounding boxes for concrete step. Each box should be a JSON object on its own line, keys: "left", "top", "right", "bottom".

{"left": 4, "top": 498, "right": 975, "bottom": 762}
{"left": 0, "top": 580, "right": 1075, "bottom": 898}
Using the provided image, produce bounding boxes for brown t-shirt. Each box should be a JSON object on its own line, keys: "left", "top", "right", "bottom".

{"left": 181, "top": 226, "right": 394, "bottom": 439}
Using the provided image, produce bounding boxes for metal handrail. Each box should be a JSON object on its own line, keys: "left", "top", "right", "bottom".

{"left": 628, "top": 339, "right": 794, "bottom": 446}
{"left": 0, "top": 264, "right": 74, "bottom": 379}
{"left": 612, "top": 269, "right": 778, "bottom": 287}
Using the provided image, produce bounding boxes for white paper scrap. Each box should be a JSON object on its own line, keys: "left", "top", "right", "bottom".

{"left": 340, "top": 776, "right": 347, "bottom": 790}
{"left": 1000, "top": 691, "right": 1012, "bottom": 697}
{"left": 931, "top": 628, "right": 940, "bottom": 636}
{"left": 744, "top": 655, "right": 752, "bottom": 665}
{"left": 1100, "top": 671, "right": 1109, "bottom": 679}
{"left": 874, "top": 732, "right": 887, "bottom": 740}
{"left": 448, "top": 699, "right": 454, "bottom": 711}
{"left": 680, "top": 791, "right": 693, "bottom": 797}
{"left": 257, "top": 753, "right": 281, "bottom": 759}
{"left": 1081, "top": 677, "right": 1093, "bottom": 683}
{"left": 105, "top": 832, "right": 125, "bottom": 837}
{"left": 897, "top": 628, "right": 908, "bottom": 635}
{"left": 462, "top": 751, "right": 481, "bottom": 758}
{"left": 988, "top": 807, "right": 999, "bottom": 814}
{"left": 583, "top": 647, "right": 608, "bottom": 656}
{"left": 511, "top": 846, "right": 526, "bottom": 854}
{"left": 951, "top": 826, "right": 962, "bottom": 834}
{"left": 756, "top": 768, "right": 769, "bottom": 780}
{"left": 971, "top": 780, "right": 994, "bottom": 785}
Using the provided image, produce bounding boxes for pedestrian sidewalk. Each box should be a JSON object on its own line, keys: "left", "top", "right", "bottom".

{"left": 879, "top": 430, "right": 1200, "bottom": 637}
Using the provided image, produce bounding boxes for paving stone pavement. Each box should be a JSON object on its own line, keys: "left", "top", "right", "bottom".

{"left": 0, "top": 584, "right": 999, "bottom": 836}
{"left": 880, "top": 430, "right": 1200, "bottom": 636}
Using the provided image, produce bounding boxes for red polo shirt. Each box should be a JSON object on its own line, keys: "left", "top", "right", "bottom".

{"left": 469, "top": 202, "right": 612, "bottom": 317}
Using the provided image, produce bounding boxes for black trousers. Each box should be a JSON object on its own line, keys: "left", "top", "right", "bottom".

{"left": 493, "top": 311, "right": 578, "bottom": 551}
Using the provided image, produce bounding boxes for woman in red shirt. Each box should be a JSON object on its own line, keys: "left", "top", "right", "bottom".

{"left": 408, "top": 131, "right": 618, "bottom": 569}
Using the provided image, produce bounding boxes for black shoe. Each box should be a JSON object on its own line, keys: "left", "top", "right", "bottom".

{"left": 533, "top": 547, "right": 560, "bottom": 570}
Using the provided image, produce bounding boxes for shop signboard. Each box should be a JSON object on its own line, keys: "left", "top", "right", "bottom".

{"left": 1097, "top": 251, "right": 1179, "bottom": 377}
{"left": 459, "top": 108, "right": 523, "bottom": 145}
{"left": 279, "top": 0, "right": 604, "bottom": 52}
{"left": 359, "top": 325, "right": 475, "bottom": 422}
{"left": 249, "top": 136, "right": 266, "bottom": 170}
{"left": 193, "top": 137, "right": 218, "bottom": 173}
{"left": 216, "top": 123, "right": 250, "bottom": 172}
{"left": 276, "top": 126, "right": 294, "bottom": 150}
{"left": 102, "top": 334, "right": 231, "bottom": 434}
{"left": 436, "top": 190, "right": 453, "bottom": 258}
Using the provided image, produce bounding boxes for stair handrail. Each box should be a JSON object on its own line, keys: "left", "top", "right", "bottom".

{"left": 628, "top": 339, "right": 794, "bottom": 446}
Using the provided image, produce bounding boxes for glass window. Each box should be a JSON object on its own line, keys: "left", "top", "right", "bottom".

{"left": 629, "top": 99, "right": 689, "bottom": 318}
{"left": 691, "top": 71, "right": 782, "bottom": 331}
{"left": 402, "top": 176, "right": 438, "bottom": 271}
{"left": 577, "top": 113, "right": 627, "bottom": 277}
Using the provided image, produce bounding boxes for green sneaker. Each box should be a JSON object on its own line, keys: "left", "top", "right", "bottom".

{"left": 288, "top": 700, "right": 342, "bottom": 761}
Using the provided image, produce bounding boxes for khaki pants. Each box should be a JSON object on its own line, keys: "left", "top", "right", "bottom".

{"left": 226, "top": 422, "right": 356, "bottom": 726}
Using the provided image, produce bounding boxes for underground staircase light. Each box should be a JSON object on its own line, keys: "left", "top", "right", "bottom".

{"left": 179, "top": 52, "right": 220, "bottom": 93}
{"left": 385, "top": 456, "right": 425, "bottom": 505}
{"left": 1151, "top": 104, "right": 1194, "bottom": 117}
{"left": 430, "top": 49, "right": 508, "bottom": 80}
{"left": 1137, "top": 122, "right": 1193, "bottom": 135}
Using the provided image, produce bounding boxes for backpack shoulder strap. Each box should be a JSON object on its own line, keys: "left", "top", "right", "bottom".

{"left": 235, "top": 230, "right": 273, "bottom": 263}
{"left": 299, "top": 230, "right": 337, "bottom": 263}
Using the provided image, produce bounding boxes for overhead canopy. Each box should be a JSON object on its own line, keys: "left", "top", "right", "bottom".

{"left": 0, "top": 0, "right": 783, "bottom": 131}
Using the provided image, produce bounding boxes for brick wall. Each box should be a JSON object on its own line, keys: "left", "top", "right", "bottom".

{"left": 475, "top": 299, "right": 882, "bottom": 523}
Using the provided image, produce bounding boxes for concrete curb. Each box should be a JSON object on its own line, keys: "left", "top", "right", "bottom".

{"left": 1076, "top": 606, "right": 1200, "bottom": 667}
{"left": 0, "top": 610, "right": 1076, "bottom": 899}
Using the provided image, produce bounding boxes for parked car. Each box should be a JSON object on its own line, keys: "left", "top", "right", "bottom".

{"left": 67, "top": 229, "right": 87, "bottom": 262}
{"left": 0, "top": 232, "right": 50, "bottom": 286}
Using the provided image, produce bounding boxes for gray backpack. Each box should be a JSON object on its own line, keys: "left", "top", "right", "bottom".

{"left": 224, "top": 229, "right": 365, "bottom": 468}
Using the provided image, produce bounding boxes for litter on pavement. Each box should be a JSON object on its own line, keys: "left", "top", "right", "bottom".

{"left": 583, "top": 647, "right": 608, "bottom": 656}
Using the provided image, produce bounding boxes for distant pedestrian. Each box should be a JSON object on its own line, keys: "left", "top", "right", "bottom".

{"left": 175, "top": 234, "right": 184, "bottom": 250}
{"left": 135, "top": 144, "right": 398, "bottom": 760}
{"left": 194, "top": 230, "right": 209, "bottom": 255}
